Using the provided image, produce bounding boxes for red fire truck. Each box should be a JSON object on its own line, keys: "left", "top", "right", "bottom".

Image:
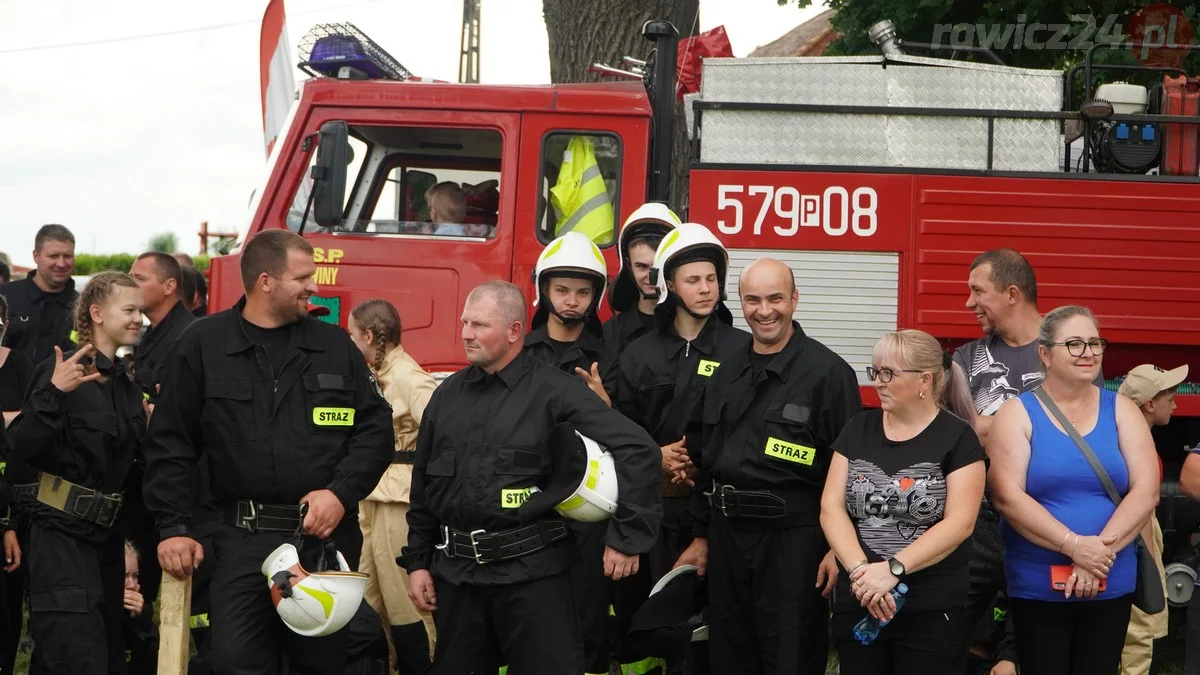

{"left": 207, "top": 21, "right": 1200, "bottom": 447}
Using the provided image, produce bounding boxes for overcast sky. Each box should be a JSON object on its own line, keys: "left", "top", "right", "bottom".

{"left": 0, "top": 0, "right": 826, "bottom": 268}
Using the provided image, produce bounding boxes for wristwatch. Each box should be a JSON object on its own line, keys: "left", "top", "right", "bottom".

{"left": 887, "top": 557, "right": 907, "bottom": 580}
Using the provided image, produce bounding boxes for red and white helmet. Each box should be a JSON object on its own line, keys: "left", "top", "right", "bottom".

{"left": 262, "top": 542, "right": 368, "bottom": 637}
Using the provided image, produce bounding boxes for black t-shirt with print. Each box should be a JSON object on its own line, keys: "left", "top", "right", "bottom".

{"left": 831, "top": 409, "right": 985, "bottom": 612}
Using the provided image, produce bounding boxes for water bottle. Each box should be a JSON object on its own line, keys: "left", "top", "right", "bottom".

{"left": 852, "top": 583, "right": 909, "bottom": 645}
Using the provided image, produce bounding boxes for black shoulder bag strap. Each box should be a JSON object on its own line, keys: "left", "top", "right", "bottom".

{"left": 1032, "top": 386, "right": 1165, "bottom": 613}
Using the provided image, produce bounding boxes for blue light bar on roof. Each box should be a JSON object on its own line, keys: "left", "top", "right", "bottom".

{"left": 297, "top": 22, "right": 412, "bottom": 81}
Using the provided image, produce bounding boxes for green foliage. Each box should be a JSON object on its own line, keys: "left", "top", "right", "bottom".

{"left": 147, "top": 232, "right": 178, "bottom": 253}
{"left": 73, "top": 253, "right": 137, "bottom": 275}
{"left": 778, "top": 1, "right": 1200, "bottom": 88}
{"left": 70, "top": 253, "right": 210, "bottom": 276}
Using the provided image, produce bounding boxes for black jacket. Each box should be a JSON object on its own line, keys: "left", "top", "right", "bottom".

{"left": 6, "top": 350, "right": 144, "bottom": 542}
{"left": 141, "top": 297, "right": 394, "bottom": 539}
{"left": 615, "top": 316, "right": 750, "bottom": 447}
{"left": 692, "top": 323, "right": 861, "bottom": 533}
{"left": 401, "top": 351, "right": 662, "bottom": 585}
{"left": 1, "top": 272, "right": 78, "bottom": 365}
{"left": 134, "top": 300, "right": 195, "bottom": 402}
{"left": 601, "top": 309, "right": 656, "bottom": 356}
{"left": 523, "top": 326, "right": 619, "bottom": 399}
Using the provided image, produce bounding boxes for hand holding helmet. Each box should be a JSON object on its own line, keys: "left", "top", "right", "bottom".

{"left": 262, "top": 539, "right": 368, "bottom": 637}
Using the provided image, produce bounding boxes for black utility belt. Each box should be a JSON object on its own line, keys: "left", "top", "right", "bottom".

{"left": 392, "top": 450, "right": 416, "bottom": 465}
{"left": 706, "top": 481, "right": 813, "bottom": 521}
{"left": 436, "top": 520, "right": 570, "bottom": 565}
{"left": 222, "top": 500, "right": 308, "bottom": 534}
{"left": 35, "top": 473, "right": 123, "bottom": 528}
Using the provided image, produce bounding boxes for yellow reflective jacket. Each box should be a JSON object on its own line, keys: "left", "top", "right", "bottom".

{"left": 550, "top": 135, "right": 615, "bottom": 244}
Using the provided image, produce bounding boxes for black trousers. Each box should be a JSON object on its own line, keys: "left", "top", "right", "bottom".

{"left": 26, "top": 522, "right": 127, "bottom": 675}
{"left": 569, "top": 520, "right": 656, "bottom": 674}
{"left": 0, "top": 540, "right": 24, "bottom": 675}
{"left": 833, "top": 605, "right": 963, "bottom": 675}
{"left": 431, "top": 572, "right": 582, "bottom": 674}
{"left": 708, "top": 520, "right": 827, "bottom": 675}
{"left": 187, "top": 530, "right": 217, "bottom": 675}
{"left": 1009, "top": 595, "right": 1133, "bottom": 675}
{"left": 949, "top": 512, "right": 1006, "bottom": 672}
{"left": 210, "top": 517, "right": 380, "bottom": 675}
{"left": 1186, "top": 588, "right": 1200, "bottom": 675}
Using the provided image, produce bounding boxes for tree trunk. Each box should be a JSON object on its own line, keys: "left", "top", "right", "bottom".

{"left": 543, "top": 0, "right": 700, "bottom": 216}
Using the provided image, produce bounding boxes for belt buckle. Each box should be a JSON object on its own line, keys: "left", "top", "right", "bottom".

{"left": 468, "top": 529, "right": 489, "bottom": 565}
{"left": 718, "top": 483, "right": 737, "bottom": 517}
{"left": 96, "top": 493, "right": 121, "bottom": 528}
{"left": 240, "top": 501, "right": 259, "bottom": 533}
{"left": 435, "top": 525, "right": 451, "bottom": 558}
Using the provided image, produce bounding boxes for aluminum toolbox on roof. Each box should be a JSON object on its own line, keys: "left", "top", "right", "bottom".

{"left": 695, "top": 54, "right": 1063, "bottom": 172}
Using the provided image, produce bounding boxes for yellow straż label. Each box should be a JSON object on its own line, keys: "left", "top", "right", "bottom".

{"left": 501, "top": 488, "right": 531, "bottom": 508}
{"left": 697, "top": 359, "right": 720, "bottom": 377}
{"left": 764, "top": 437, "right": 814, "bottom": 465}
{"left": 312, "top": 407, "right": 355, "bottom": 426}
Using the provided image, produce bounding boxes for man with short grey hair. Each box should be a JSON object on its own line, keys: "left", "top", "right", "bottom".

{"left": 401, "top": 280, "right": 661, "bottom": 673}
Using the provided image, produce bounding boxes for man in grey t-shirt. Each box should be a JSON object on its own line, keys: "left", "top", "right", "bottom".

{"left": 948, "top": 248, "right": 1103, "bottom": 673}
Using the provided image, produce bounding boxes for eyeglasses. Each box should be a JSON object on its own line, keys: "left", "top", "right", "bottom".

{"left": 1047, "top": 338, "right": 1108, "bottom": 357}
{"left": 865, "top": 366, "right": 923, "bottom": 383}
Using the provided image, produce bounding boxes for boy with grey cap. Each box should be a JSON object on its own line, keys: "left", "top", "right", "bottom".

{"left": 1120, "top": 362, "right": 1188, "bottom": 675}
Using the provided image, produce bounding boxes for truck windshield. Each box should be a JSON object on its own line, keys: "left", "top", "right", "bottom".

{"left": 289, "top": 125, "right": 502, "bottom": 239}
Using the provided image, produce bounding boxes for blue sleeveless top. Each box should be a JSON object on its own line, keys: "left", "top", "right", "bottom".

{"left": 1001, "top": 388, "right": 1135, "bottom": 601}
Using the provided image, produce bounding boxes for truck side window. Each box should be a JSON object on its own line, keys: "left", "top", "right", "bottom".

{"left": 291, "top": 125, "right": 502, "bottom": 239}
{"left": 537, "top": 132, "right": 620, "bottom": 247}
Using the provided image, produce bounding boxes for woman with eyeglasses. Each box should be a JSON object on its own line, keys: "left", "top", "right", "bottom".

{"left": 988, "top": 305, "right": 1158, "bottom": 675}
{"left": 821, "top": 329, "right": 985, "bottom": 674}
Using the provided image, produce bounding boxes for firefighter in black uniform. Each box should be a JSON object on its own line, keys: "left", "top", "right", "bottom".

{"left": 615, "top": 222, "right": 750, "bottom": 674}
{"left": 525, "top": 234, "right": 654, "bottom": 674}
{"left": 400, "top": 280, "right": 662, "bottom": 674}
{"left": 127, "top": 251, "right": 221, "bottom": 675}
{"left": 602, "top": 204, "right": 680, "bottom": 355}
{"left": 143, "top": 230, "right": 394, "bottom": 675}
{"left": 674, "top": 258, "right": 861, "bottom": 675}
{"left": 2, "top": 224, "right": 78, "bottom": 364}
{"left": 524, "top": 232, "right": 618, "bottom": 403}
{"left": 2, "top": 225, "right": 79, "bottom": 673}
{"left": 6, "top": 271, "right": 146, "bottom": 675}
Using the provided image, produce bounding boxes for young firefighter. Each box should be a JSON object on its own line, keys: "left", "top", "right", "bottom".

{"left": 615, "top": 223, "right": 751, "bottom": 674}
{"left": 6, "top": 272, "right": 146, "bottom": 674}
{"left": 1118, "top": 363, "right": 1186, "bottom": 675}
{"left": 524, "top": 233, "right": 645, "bottom": 674}
{"left": 346, "top": 299, "right": 437, "bottom": 675}
{"left": 603, "top": 204, "right": 681, "bottom": 355}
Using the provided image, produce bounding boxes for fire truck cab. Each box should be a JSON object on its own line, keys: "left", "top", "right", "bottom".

{"left": 209, "top": 21, "right": 1200, "bottom": 443}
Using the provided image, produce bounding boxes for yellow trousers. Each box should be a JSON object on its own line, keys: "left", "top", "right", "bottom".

{"left": 360, "top": 500, "right": 436, "bottom": 662}
{"left": 1119, "top": 517, "right": 1167, "bottom": 675}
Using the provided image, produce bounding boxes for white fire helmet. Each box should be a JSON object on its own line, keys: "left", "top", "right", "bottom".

{"left": 532, "top": 231, "right": 609, "bottom": 310}
{"left": 650, "top": 222, "right": 729, "bottom": 305}
{"left": 262, "top": 542, "right": 368, "bottom": 637}
{"left": 617, "top": 203, "right": 681, "bottom": 277}
{"left": 527, "top": 429, "right": 619, "bottom": 522}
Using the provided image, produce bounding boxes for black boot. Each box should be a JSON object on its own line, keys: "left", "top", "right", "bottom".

{"left": 390, "top": 622, "right": 432, "bottom": 675}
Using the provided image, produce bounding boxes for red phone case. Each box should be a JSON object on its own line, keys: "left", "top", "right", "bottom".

{"left": 1050, "top": 564, "right": 1107, "bottom": 592}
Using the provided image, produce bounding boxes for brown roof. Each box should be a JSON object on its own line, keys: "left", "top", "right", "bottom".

{"left": 748, "top": 8, "right": 838, "bottom": 58}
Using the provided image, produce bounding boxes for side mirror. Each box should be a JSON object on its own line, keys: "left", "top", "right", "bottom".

{"left": 311, "top": 121, "right": 349, "bottom": 228}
